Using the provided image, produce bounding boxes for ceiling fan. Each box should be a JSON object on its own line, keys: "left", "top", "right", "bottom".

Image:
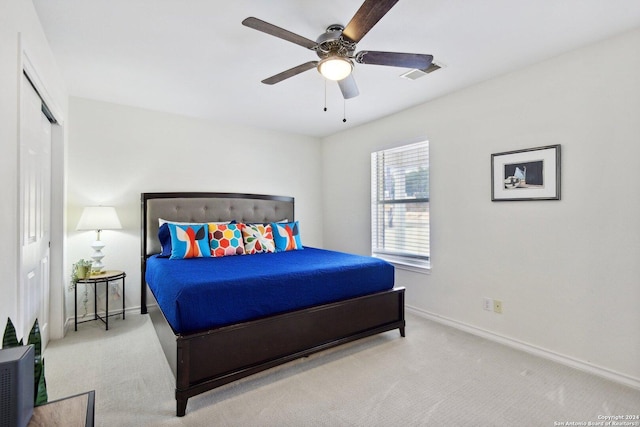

{"left": 242, "top": 0, "right": 433, "bottom": 100}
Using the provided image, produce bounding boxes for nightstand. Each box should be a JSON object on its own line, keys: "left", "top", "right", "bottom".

{"left": 75, "top": 270, "right": 126, "bottom": 331}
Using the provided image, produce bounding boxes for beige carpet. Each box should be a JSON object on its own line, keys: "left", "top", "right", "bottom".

{"left": 43, "top": 312, "right": 639, "bottom": 426}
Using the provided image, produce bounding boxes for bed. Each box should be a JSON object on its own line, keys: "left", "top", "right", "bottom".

{"left": 140, "top": 192, "right": 405, "bottom": 416}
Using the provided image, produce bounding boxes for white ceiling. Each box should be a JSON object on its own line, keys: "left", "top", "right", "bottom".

{"left": 33, "top": 0, "right": 640, "bottom": 138}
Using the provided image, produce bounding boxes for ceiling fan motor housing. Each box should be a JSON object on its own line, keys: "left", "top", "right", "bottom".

{"left": 315, "top": 25, "right": 356, "bottom": 60}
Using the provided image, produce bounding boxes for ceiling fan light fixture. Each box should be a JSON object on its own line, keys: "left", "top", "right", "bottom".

{"left": 318, "top": 57, "right": 353, "bottom": 81}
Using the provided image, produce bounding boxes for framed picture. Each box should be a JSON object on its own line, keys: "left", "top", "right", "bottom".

{"left": 491, "top": 144, "right": 561, "bottom": 201}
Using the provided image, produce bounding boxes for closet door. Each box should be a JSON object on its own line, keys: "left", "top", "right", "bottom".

{"left": 19, "top": 74, "right": 51, "bottom": 345}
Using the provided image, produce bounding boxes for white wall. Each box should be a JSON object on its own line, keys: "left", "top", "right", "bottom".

{"left": 0, "top": 0, "right": 68, "bottom": 340}
{"left": 66, "top": 97, "right": 323, "bottom": 319}
{"left": 322, "top": 29, "right": 640, "bottom": 385}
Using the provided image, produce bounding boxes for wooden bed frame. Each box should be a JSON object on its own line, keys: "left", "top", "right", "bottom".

{"left": 140, "top": 192, "right": 405, "bottom": 417}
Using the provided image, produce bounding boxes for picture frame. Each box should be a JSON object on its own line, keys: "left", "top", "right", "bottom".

{"left": 491, "top": 144, "right": 561, "bottom": 201}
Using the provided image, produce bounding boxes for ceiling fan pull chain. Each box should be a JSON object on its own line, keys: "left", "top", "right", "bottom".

{"left": 324, "top": 80, "right": 328, "bottom": 112}
{"left": 343, "top": 99, "right": 347, "bottom": 123}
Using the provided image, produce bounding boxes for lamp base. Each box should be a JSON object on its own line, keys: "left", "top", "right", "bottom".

{"left": 90, "top": 240, "right": 105, "bottom": 273}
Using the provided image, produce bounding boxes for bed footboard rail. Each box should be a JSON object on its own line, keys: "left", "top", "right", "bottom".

{"left": 174, "top": 287, "right": 405, "bottom": 416}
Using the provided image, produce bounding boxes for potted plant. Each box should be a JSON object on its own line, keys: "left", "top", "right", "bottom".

{"left": 2, "top": 318, "right": 48, "bottom": 405}
{"left": 72, "top": 259, "right": 92, "bottom": 282}
{"left": 70, "top": 259, "right": 92, "bottom": 317}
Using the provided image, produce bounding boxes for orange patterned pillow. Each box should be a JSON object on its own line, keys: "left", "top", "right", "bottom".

{"left": 271, "top": 221, "right": 303, "bottom": 252}
{"left": 209, "top": 223, "right": 245, "bottom": 257}
{"left": 167, "top": 223, "right": 210, "bottom": 259}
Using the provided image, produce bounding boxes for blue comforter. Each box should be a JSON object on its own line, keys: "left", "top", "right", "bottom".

{"left": 145, "top": 247, "right": 395, "bottom": 334}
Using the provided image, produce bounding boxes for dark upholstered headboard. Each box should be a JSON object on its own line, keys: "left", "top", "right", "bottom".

{"left": 140, "top": 192, "right": 294, "bottom": 312}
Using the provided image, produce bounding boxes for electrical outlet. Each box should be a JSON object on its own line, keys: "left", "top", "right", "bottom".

{"left": 483, "top": 297, "right": 493, "bottom": 311}
{"left": 493, "top": 300, "right": 503, "bottom": 314}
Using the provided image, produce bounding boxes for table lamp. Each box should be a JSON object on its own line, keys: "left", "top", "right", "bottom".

{"left": 76, "top": 206, "right": 122, "bottom": 273}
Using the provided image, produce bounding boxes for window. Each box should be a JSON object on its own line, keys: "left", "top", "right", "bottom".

{"left": 371, "top": 140, "right": 430, "bottom": 269}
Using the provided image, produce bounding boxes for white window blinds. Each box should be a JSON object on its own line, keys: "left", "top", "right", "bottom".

{"left": 371, "top": 140, "right": 430, "bottom": 268}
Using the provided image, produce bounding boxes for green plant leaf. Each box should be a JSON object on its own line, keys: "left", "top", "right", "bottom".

{"left": 34, "top": 358, "right": 48, "bottom": 406}
{"left": 28, "top": 319, "right": 42, "bottom": 359}
{"left": 28, "top": 320, "right": 48, "bottom": 406}
{"left": 28, "top": 320, "right": 44, "bottom": 399}
{"left": 3, "top": 317, "right": 21, "bottom": 348}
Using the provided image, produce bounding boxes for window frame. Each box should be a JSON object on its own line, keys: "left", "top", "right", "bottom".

{"left": 371, "top": 140, "right": 430, "bottom": 270}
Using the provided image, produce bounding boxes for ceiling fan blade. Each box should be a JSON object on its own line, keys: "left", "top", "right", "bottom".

{"left": 355, "top": 51, "right": 433, "bottom": 70}
{"left": 338, "top": 74, "right": 359, "bottom": 99}
{"left": 242, "top": 17, "right": 317, "bottom": 50}
{"left": 261, "top": 61, "right": 319, "bottom": 85}
{"left": 342, "top": 0, "right": 399, "bottom": 43}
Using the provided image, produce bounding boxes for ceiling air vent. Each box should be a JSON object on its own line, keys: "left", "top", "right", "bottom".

{"left": 400, "top": 61, "right": 443, "bottom": 80}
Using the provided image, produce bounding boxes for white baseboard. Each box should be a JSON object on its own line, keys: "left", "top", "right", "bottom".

{"left": 406, "top": 305, "right": 640, "bottom": 391}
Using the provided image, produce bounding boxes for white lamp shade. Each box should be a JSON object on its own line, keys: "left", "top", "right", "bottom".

{"left": 76, "top": 206, "right": 122, "bottom": 231}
